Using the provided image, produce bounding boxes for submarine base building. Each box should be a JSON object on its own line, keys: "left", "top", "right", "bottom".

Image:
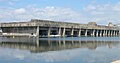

{"left": 0, "top": 19, "right": 119, "bottom": 37}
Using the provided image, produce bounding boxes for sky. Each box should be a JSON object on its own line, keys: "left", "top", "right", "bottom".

{"left": 0, "top": 0, "right": 120, "bottom": 25}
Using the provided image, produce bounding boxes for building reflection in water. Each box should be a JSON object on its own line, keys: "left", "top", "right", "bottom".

{"left": 0, "top": 37, "right": 120, "bottom": 53}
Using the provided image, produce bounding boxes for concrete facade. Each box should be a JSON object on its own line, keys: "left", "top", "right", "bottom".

{"left": 0, "top": 19, "right": 119, "bottom": 37}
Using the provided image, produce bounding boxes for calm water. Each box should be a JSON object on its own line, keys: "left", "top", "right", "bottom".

{"left": 0, "top": 37, "right": 120, "bottom": 63}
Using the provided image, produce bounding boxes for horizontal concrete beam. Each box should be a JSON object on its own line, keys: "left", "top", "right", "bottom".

{"left": 0, "top": 19, "right": 119, "bottom": 30}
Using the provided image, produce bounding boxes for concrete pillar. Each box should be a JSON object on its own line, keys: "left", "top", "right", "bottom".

{"left": 71, "top": 28, "right": 74, "bottom": 36}
{"left": 36, "top": 26, "right": 39, "bottom": 37}
{"left": 117, "top": 31, "right": 119, "bottom": 36}
{"left": 85, "top": 29, "right": 88, "bottom": 37}
{"left": 108, "top": 30, "right": 111, "bottom": 36}
{"left": 96, "top": 30, "right": 99, "bottom": 37}
{"left": 103, "top": 30, "right": 106, "bottom": 36}
{"left": 48, "top": 27, "right": 51, "bottom": 37}
{"left": 110, "top": 30, "right": 113, "bottom": 36}
{"left": 100, "top": 30, "right": 102, "bottom": 37}
{"left": 105, "top": 30, "right": 108, "bottom": 36}
{"left": 36, "top": 26, "right": 39, "bottom": 46}
{"left": 62, "top": 27, "right": 66, "bottom": 37}
{"left": 114, "top": 31, "right": 116, "bottom": 36}
{"left": 118, "top": 30, "right": 120, "bottom": 36}
{"left": 58, "top": 27, "right": 61, "bottom": 36}
{"left": 92, "top": 29, "right": 95, "bottom": 36}
{"left": 115, "top": 31, "right": 118, "bottom": 36}
{"left": 113, "top": 30, "right": 116, "bottom": 36}
{"left": 78, "top": 29, "right": 81, "bottom": 37}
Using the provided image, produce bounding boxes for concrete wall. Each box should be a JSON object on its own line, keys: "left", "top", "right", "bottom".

{"left": 0, "top": 19, "right": 119, "bottom": 37}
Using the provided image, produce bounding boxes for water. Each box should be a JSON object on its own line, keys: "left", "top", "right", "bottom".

{"left": 0, "top": 37, "right": 120, "bottom": 63}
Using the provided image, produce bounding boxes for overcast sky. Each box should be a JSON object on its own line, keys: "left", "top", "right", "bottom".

{"left": 0, "top": 0, "right": 120, "bottom": 25}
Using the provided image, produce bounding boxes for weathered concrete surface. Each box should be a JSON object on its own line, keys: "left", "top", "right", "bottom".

{"left": 0, "top": 19, "right": 119, "bottom": 37}
{"left": 0, "top": 19, "right": 119, "bottom": 30}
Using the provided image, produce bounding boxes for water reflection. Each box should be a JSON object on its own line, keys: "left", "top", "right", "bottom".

{"left": 0, "top": 37, "right": 120, "bottom": 53}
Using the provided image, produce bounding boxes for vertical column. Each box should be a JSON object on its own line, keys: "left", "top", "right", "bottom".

{"left": 36, "top": 26, "right": 39, "bottom": 46}
{"left": 100, "top": 30, "right": 102, "bottom": 37}
{"left": 78, "top": 29, "right": 81, "bottom": 37}
{"left": 115, "top": 31, "right": 118, "bottom": 36}
{"left": 92, "top": 29, "right": 95, "bottom": 36}
{"left": 85, "top": 29, "right": 88, "bottom": 37}
{"left": 62, "top": 27, "right": 66, "bottom": 37}
{"left": 114, "top": 31, "right": 116, "bottom": 36}
{"left": 106, "top": 30, "right": 108, "bottom": 36}
{"left": 96, "top": 30, "right": 99, "bottom": 37}
{"left": 103, "top": 30, "right": 106, "bottom": 36}
{"left": 36, "top": 26, "right": 39, "bottom": 37}
{"left": 116, "top": 31, "right": 118, "bottom": 36}
{"left": 71, "top": 28, "right": 74, "bottom": 36}
{"left": 117, "top": 31, "right": 119, "bottom": 36}
{"left": 48, "top": 27, "right": 51, "bottom": 37}
{"left": 110, "top": 30, "right": 113, "bottom": 36}
{"left": 113, "top": 30, "right": 116, "bottom": 36}
{"left": 108, "top": 30, "right": 111, "bottom": 36}
{"left": 58, "top": 27, "right": 61, "bottom": 37}
{"left": 118, "top": 30, "right": 120, "bottom": 36}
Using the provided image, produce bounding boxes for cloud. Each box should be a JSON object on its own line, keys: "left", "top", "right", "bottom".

{"left": 1, "top": 2, "right": 120, "bottom": 25}
{"left": 0, "top": 0, "right": 19, "bottom": 5}
{"left": 83, "top": 2, "right": 120, "bottom": 24}
{"left": 14, "top": 8, "right": 26, "bottom": 14}
{"left": 83, "top": 5, "right": 96, "bottom": 11}
{"left": 0, "top": 6, "right": 87, "bottom": 23}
